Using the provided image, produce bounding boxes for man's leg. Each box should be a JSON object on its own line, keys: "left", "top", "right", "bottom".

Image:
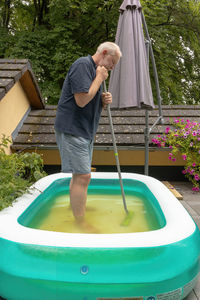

{"left": 70, "top": 173, "right": 91, "bottom": 222}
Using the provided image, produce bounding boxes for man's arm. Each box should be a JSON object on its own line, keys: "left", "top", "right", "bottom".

{"left": 74, "top": 66, "right": 108, "bottom": 108}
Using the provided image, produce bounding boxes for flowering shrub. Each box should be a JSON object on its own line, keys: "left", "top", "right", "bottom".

{"left": 152, "top": 118, "right": 200, "bottom": 192}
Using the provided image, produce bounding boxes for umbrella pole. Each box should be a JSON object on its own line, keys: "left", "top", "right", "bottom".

{"left": 144, "top": 40, "right": 150, "bottom": 176}
{"left": 103, "top": 81, "right": 128, "bottom": 215}
{"left": 142, "top": 13, "right": 164, "bottom": 175}
{"left": 144, "top": 110, "right": 149, "bottom": 175}
{"left": 141, "top": 12, "right": 164, "bottom": 121}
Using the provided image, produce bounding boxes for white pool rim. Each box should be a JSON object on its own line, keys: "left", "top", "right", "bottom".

{"left": 0, "top": 172, "right": 196, "bottom": 248}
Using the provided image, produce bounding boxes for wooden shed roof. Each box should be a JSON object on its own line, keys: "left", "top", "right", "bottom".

{"left": 0, "top": 59, "right": 44, "bottom": 109}
{"left": 11, "top": 104, "right": 200, "bottom": 151}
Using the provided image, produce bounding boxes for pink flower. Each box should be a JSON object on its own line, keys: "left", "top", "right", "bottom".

{"left": 192, "top": 163, "right": 196, "bottom": 167}
{"left": 194, "top": 174, "right": 200, "bottom": 181}
{"left": 192, "top": 187, "right": 200, "bottom": 192}
{"left": 165, "top": 127, "right": 170, "bottom": 134}
{"left": 182, "top": 154, "right": 187, "bottom": 161}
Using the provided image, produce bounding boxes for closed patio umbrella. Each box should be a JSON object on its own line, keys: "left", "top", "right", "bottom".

{"left": 108, "top": 0, "right": 163, "bottom": 176}
{"left": 109, "top": 0, "right": 154, "bottom": 109}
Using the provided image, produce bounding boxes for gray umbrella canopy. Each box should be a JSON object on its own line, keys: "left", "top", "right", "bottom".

{"left": 109, "top": 0, "right": 154, "bottom": 109}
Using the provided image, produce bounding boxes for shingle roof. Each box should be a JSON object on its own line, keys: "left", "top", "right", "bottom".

{"left": 0, "top": 59, "right": 44, "bottom": 108}
{"left": 11, "top": 104, "right": 200, "bottom": 151}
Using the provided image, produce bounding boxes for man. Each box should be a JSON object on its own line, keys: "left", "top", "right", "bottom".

{"left": 54, "top": 42, "right": 122, "bottom": 225}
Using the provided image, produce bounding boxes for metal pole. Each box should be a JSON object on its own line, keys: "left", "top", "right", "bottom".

{"left": 142, "top": 11, "right": 164, "bottom": 175}
{"left": 144, "top": 40, "right": 150, "bottom": 175}
{"left": 103, "top": 81, "right": 128, "bottom": 214}
{"left": 141, "top": 11, "right": 164, "bottom": 122}
{"left": 144, "top": 110, "right": 149, "bottom": 175}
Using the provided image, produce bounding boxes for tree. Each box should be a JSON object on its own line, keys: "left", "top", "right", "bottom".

{"left": 2, "top": 0, "right": 11, "bottom": 30}
{"left": 142, "top": 0, "right": 200, "bottom": 104}
{"left": 0, "top": 0, "right": 200, "bottom": 105}
{"left": 32, "top": 0, "right": 50, "bottom": 29}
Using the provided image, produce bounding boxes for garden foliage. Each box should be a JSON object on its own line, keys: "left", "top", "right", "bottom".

{"left": 152, "top": 119, "right": 200, "bottom": 191}
{"left": 0, "top": 0, "right": 200, "bottom": 105}
{"left": 0, "top": 135, "right": 47, "bottom": 211}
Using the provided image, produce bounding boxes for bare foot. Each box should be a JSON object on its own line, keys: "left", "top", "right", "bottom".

{"left": 75, "top": 218, "right": 99, "bottom": 234}
{"left": 85, "top": 206, "right": 96, "bottom": 212}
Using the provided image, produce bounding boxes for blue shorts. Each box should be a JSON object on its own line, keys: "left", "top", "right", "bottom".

{"left": 55, "top": 131, "right": 93, "bottom": 174}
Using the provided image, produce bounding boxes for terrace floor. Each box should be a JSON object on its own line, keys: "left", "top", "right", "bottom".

{"left": 171, "top": 181, "right": 200, "bottom": 299}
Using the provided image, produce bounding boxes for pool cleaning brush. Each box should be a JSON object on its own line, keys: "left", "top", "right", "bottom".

{"left": 121, "top": 211, "right": 134, "bottom": 227}
{"left": 104, "top": 81, "right": 134, "bottom": 226}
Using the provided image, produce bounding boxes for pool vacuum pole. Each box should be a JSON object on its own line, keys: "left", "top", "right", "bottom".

{"left": 103, "top": 81, "right": 128, "bottom": 214}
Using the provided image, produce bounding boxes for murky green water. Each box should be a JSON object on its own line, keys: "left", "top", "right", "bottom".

{"left": 28, "top": 193, "right": 160, "bottom": 234}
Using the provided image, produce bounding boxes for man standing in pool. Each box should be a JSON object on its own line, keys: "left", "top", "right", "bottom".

{"left": 54, "top": 42, "right": 122, "bottom": 225}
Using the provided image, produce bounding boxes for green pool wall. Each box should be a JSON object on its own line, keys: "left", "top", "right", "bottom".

{"left": 0, "top": 177, "right": 200, "bottom": 300}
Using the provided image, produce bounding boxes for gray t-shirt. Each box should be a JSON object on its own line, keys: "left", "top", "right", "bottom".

{"left": 54, "top": 55, "right": 102, "bottom": 140}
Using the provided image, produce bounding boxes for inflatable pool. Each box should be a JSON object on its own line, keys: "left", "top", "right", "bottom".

{"left": 0, "top": 172, "right": 199, "bottom": 300}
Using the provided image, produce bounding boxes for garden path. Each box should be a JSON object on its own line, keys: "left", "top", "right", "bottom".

{"left": 172, "top": 181, "right": 200, "bottom": 300}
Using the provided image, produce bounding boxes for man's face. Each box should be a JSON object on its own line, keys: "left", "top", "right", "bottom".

{"left": 100, "top": 52, "right": 120, "bottom": 71}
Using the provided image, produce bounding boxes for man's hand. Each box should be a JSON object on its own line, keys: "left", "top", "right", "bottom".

{"left": 74, "top": 66, "right": 109, "bottom": 108}
{"left": 102, "top": 92, "right": 112, "bottom": 109}
{"left": 96, "top": 66, "right": 108, "bottom": 82}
